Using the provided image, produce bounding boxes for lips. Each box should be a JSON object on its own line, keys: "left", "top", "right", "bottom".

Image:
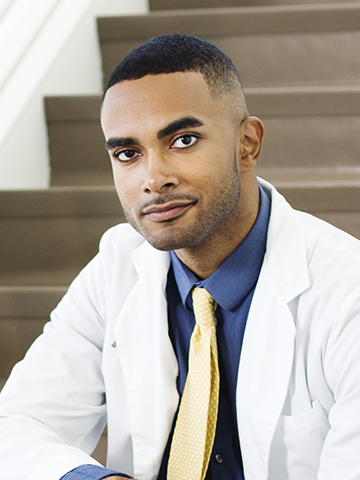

{"left": 142, "top": 200, "right": 196, "bottom": 222}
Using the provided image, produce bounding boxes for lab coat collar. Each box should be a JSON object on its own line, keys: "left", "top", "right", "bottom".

{"left": 259, "top": 177, "right": 310, "bottom": 302}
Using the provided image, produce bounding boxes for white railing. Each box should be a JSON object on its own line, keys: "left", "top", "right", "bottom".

{"left": 0, "top": 0, "right": 148, "bottom": 190}
{"left": 0, "top": 0, "right": 13, "bottom": 20}
{"left": 0, "top": 0, "right": 61, "bottom": 91}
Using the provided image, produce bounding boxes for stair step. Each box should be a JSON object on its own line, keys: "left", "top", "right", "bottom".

{"left": 1, "top": 181, "right": 360, "bottom": 377}
{"left": 46, "top": 87, "right": 360, "bottom": 185}
{"left": 1, "top": 180, "right": 360, "bottom": 287}
{"left": 150, "top": 0, "right": 360, "bottom": 11}
{"left": 0, "top": 286, "right": 66, "bottom": 380}
{"left": 276, "top": 180, "right": 360, "bottom": 240}
{"left": 98, "top": 4, "right": 360, "bottom": 89}
{"left": 0, "top": 187, "right": 124, "bottom": 285}
{"left": 45, "top": 96, "right": 113, "bottom": 186}
{"left": 0, "top": 286, "right": 67, "bottom": 317}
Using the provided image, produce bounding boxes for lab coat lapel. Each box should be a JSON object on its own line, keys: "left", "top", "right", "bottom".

{"left": 238, "top": 262, "right": 296, "bottom": 480}
{"left": 114, "top": 242, "right": 179, "bottom": 480}
{"left": 237, "top": 180, "right": 311, "bottom": 480}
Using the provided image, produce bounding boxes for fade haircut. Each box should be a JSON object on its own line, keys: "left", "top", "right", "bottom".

{"left": 103, "top": 34, "right": 249, "bottom": 120}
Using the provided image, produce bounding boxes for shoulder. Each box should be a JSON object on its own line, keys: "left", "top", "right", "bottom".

{"left": 261, "top": 178, "right": 360, "bottom": 305}
{"left": 297, "top": 210, "right": 360, "bottom": 256}
{"left": 289, "top": 207, "right": 360, "bottom": 331}
{"left": 299, "top": 212, "right": 360, "bottom": 292}
{"left": 260, "top": 177, "right": 360, "bottom": 261}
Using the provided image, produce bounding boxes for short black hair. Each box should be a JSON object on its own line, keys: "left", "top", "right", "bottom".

{"left": 103, "top": 34, "right": 246, "bottom": 106}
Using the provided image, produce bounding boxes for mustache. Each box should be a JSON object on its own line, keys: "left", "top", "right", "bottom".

{"left": 139, "top": 193, "right": 199, "bottom": 212}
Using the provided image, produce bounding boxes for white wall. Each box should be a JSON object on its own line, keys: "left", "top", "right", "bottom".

{"left": 0, "top": 0, "right": 148, "bottom": 190}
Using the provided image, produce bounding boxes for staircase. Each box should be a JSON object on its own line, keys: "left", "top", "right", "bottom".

{"left": 1, "top": 0, "right": 360, "bottom": 465}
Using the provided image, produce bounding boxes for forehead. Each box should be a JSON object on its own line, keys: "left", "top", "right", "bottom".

{"left": 101, "top": 72, "right": 229, "bottom": 137}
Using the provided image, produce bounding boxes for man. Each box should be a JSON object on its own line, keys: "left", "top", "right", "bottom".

{"left": 1, "top": 34, "right": 360, "bottom": 480}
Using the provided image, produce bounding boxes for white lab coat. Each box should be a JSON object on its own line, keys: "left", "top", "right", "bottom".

{"left": 1, "top": 179, "right": 360, "bottom": 480}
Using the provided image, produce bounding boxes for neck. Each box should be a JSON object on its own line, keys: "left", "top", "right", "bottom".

{"left": 175, "top": 178, "right": 260, "bottom": 279}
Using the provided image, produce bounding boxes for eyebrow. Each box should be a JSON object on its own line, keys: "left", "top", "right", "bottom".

{"left": 105, "top": 137, "right": 139, "bottom": 151}
{"left": 105, "top": 116, "right": 204, "bottom": 151}
{"left": 157, "top": 116, "right": 204, "bottom": 140}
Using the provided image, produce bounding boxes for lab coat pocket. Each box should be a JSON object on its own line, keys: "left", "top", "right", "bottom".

{"left": 269, "top": 400, "right": 330, "bottom": 480}
{"left": 282, "top": 399, "right": 326, "bottom": 429}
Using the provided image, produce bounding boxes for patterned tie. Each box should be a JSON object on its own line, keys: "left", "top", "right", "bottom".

{"left": 167, "top": 287, "right": 220, "bottom": 480}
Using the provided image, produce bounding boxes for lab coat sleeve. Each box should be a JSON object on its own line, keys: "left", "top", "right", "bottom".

{"left": 319, "top": 285, "right": 360, "bottom": 480}
{"left": 0, "top": 243, "right": 112, "bottom": 480}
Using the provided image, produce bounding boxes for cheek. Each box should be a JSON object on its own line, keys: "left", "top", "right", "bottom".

{"left": 183, "top": 151, "right": 221, "bottom": 182}
{"left": 195, "top": 151, "right": 234, "bottom": 184}
{"left": 112, "top": 169, "right": 139, "bottom": 208}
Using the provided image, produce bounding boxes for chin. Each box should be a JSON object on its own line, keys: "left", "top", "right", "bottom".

{"left": 139, "top": 226, "right": 195, "bottom": 251}
{"left": 127, "top": 213, "right": 207, "bottom": 252}
{"left": 144, "top": 235, "right": 185, "bottom": 252}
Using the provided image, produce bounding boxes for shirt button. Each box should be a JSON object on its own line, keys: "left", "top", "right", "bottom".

{"left": 215, "top": 453, "right": 223, "bottom": 464}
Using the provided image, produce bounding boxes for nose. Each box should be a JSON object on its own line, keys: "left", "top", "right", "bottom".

{"left": 142, "top": 154, "right": 180, "bottom": 193}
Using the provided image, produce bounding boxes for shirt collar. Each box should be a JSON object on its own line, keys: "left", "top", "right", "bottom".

{"left": 171, "top": 184, "right": 271, "bottom": 312}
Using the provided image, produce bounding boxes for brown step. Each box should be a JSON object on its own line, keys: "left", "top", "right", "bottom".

{"left": 1, "top": 181, "right": 360, "bottom": 380}
{"left": 2, "top": 180, "right": 359, "bottom": 369}
{"left": 46, "top": 87, "right": 360, "bottom": 186}
{"left": 0, "top": 186, "right": 124, "bottom": 286}
{"left": 251, "top": 86, "right": 360, "bottom": 178}
{"left": 275, "top": 180, "right": 360, "bottom": 241}
{"left": 1, "top": 180, "right": 360, "bottom": 289}
{"left": 45, "top": 96, "right": 113, "bottom": 187}
{"left": 98, "top": 4, "right": 360, "bottom": 89}
{"left": 0, "top": 286, "right": 66, "bottom": 380}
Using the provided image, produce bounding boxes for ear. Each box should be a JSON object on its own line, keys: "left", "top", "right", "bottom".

{"left": 238, "top": 116, "right": 264, "bottom": 172}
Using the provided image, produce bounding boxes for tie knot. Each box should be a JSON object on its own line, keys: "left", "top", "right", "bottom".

{"left": 192, "top": 287, "right": 217, "bottom": 327}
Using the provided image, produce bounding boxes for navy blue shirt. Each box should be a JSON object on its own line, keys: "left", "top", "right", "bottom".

{"left": 158, "top": 185, "right": 270, "bottom": 480}
{"left": 62, "top": 186, "right": 270, "bottom": 480}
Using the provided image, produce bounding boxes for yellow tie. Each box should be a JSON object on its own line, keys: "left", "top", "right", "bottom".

{"left": 167, "top": 287, "right": 220, "bottom": 480}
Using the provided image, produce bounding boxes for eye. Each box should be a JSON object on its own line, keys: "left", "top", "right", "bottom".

{"left": 172, "top": 134, "right": 198, "bottom": 149}
{"left": 115, "top": 149, "right": 140, "bottom": 162}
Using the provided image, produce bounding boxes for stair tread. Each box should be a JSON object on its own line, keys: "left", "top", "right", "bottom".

{"left": 44, "top": 89, "right": 360, "bottom": 185}
{"left": 0, "top": 185, "right": 121, "bottom": 217}
{"left": 150, "top": 0, "right": 360, "bottom": 11}
{"left": 98, "top": 7, "right": 360, "bottom": 90}
{"left": 46, "top": 86, "right": 360, "bottom": 120}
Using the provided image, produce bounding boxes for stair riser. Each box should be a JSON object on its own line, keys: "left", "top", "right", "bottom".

{"left": 0, "top": 215, "right": 123, "bottom": 285}
{"left": 99, "top": 10, "right": 360, "bottom": 89}
{"left": 206, "top": 31, "right": 360, "bottom": 89}
{"left": 1, "top": 185, "right": 360, "bottom": 285}
{"left": 48, "top": 121, "right": 113, "bottom": 186}
{"left": 258, "top": 114, "right": 360, "bottom": 173}
{"left": 47, "top": 98, "right": 360, "bottom": 185}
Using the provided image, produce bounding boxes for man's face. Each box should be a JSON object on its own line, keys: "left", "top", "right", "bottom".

{"left": 101, "top": 72, "right": 246, "bottom": 253}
